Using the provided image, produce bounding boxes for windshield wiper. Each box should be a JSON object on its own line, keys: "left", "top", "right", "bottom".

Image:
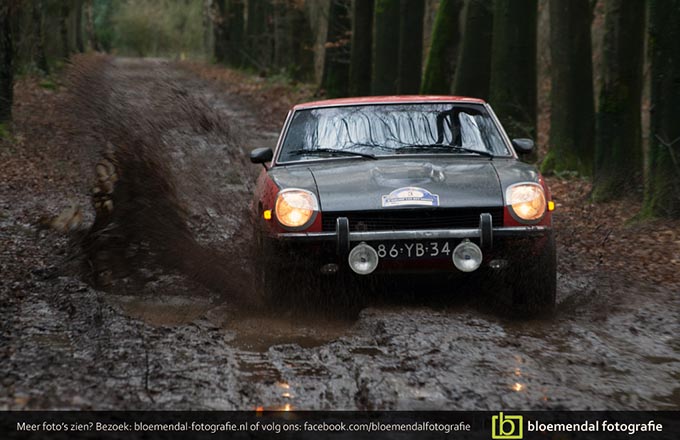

{"left": 288, "top": 148, "right": 377, "bottom": 160}
{"left": 449, "top": 145, "right": 494, "bottom": 158}
{"left": 394, "top": 144, "right": 493, "bottom": 158}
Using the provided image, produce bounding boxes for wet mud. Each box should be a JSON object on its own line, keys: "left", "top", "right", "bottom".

{"left": 0, "top": 58, "right": 678, "bottom": 410}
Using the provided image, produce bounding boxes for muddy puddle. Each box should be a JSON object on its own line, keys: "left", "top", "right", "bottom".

{"left": 109, "top": 294, "right": 215, "bottom": 327}
{"left": 107, "top": 291, "right": 354, "bottom": 352}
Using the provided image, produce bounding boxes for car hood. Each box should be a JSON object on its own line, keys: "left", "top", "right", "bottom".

{"left": 304, "top": 157, "right": 503, "bottom": 211}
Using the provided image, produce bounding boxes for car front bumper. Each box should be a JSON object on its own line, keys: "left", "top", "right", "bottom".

{"left": 261, "top": 213, "right": 553, "bottom": 277}
{"left": 276, "top": 213, "right": 550, "bottom": 254}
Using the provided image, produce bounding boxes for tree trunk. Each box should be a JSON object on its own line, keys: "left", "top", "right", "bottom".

{"left": 349, "top": 0, "right": 373, "bottom": 96}
{"left": 489, "top": 0, "right": 537, "bottom": 142}
{"left": 75, "top": 0, "right": 84, "bottom": 53}
{"left": 60, "top": 3, "right": 71, "bottom": 59}
{"left": 592, "top": 0, "right": 645, "bottom": 201}
{"left": 33, "top": 0, "right": 49, "bottom": 74}
{"left": 642, "top": 0, "right": 680, "bottom": 217}
{"left": 453, "top": 0, "right": 493, "bottom": 100}
{"left": 273, "top": 0, "right": 294, "bottom": 72}
{"left": 372, "top": 0, "right": 400, "bottom": 94}
{"left": 246, "top": 0, "right": 269, "bottom": 70}
{"left": 421, "top": 0, "right": 463, "bottom": 94}
{"left": 320, "top": 0, "right": 351, "bottom": 98}
{"left": 397, "top": 0, "right": 424, "bottom": 94}
{"left": 85, "top": 0, "right": 99, "bottom": 51}
{"left": 0, "top": 0, "right": 13, "bottom": 123}
{"left": 203, "top": 0, "right": 214, "bottom": 59}
{"left": 228, "top": 0, "right": 245, "bottom": 67}
{"left": 542, "top": 0, "right": 594, "bottom": 176}
{"left": 422, "top": 0, "right": 439, "bottom": 65}
{"left": 213, "top": 0, "right": 228, "bottom": 63}
{"left": 289, "top": 3, "right": 313, "bottom": 81}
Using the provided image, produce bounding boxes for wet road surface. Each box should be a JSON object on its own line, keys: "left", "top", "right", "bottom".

{"left": 1, "top": 58, "right": 678, "bottom": 410}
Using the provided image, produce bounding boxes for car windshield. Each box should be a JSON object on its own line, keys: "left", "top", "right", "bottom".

{"left": 277, "top": 103, "right": 510, "bottom": 163}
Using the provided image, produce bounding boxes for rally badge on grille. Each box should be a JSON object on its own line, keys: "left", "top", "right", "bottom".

{"left": 381, "top": 187, "right": 440, "bottom": 207}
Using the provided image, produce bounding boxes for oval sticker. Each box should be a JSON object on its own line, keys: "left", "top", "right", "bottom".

{"left": 381, "top": 187, "right": 440, "bottom": 207}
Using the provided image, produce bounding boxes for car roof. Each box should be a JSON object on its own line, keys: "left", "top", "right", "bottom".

{"left": 292, "top": 95, "right": 487, "bottom": 110}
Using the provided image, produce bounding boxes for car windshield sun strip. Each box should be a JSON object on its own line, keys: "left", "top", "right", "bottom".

{"left": 288, "top": 148, "right": 377, "bottom": 160}
{"left": 393, "top": 144, "right": 494, "bottom": 158}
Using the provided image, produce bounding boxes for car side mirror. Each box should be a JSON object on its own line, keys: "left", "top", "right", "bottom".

{"left": 250, "top": 147, "right": 273, "bottom": 168}
{"left": 511, "top": 138, "right": 534, "bottom": 155}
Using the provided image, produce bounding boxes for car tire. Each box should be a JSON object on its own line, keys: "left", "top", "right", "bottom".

{"left": 508, "top": 233, "right": 557, "bottom": 318}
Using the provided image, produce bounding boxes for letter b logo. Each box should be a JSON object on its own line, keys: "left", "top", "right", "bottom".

{"left": 491, "top": 412, "right": 523, "bottom": 439}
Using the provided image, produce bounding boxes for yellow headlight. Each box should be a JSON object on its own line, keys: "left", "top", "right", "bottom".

{"left": 506, "top": 183, "right": 546, "bottom": 222}
{"left": 275, "top": 189, "right": 318, "bottom": 228}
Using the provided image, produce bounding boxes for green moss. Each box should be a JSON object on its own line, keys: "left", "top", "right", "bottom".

{"left": 539, "top": 150, "right": 557, "bottom": 175}
{"left": 39, "top": 79, "right": 58, "bottom": 91}
{"left": 591, "top": 179, "right": 618, "bottom": 202}
{"left": 0, "top": 123, "right": 10, "bottom": 140}
{"left": 421, "top": 0, "right": 462, "bottom": 94}
{"left": 541, "top": 135, "right": 592, "bottom": 176}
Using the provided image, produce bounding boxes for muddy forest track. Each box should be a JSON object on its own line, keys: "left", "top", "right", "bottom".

{"left": 0, "top": 58, "right": 678, "bottom": 410}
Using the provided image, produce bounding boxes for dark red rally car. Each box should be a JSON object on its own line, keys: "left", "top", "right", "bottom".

{"left": 250, "top": 96, "right": 555, "bottom": 316}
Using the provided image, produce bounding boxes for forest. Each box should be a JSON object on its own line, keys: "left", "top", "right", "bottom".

{"left": 0, "top": 0, "right": 679, "bottom": 414}
{"left": 1, "top": 0, "right": 678, "bottom": 219}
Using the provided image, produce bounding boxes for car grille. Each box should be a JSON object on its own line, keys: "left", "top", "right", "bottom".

{"left": 321, "top": 207, "right": 504, "bottom": 232}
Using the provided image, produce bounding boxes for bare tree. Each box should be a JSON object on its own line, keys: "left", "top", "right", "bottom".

{"left": 397, "top": 0, "right": 424, "bottom": 94}
{"left": 593, "top": 0, "right": 645, "bottom": 200}
{"left": 84, "top": 0, "right": 99, "bottom": 51}
{"left": 372, "top": 0, "right": 400, "bottom": 94}
{"left": 489, "top": 0, "right": 538, "bottom": 140}
{"left": 60, "top": 1, "right": 71, "bottom": 59}
{"left": 0, "top": 0, "right": 13, "bottom": 123}
{"left": 421, "top": 0, "right": 463, "bottom": 94}
{"left": 453, "top": 0, "right": 493, "bottom": 100}
{"left": 643, "top": 0, "right": 680, "bottom": 217}
{"left": 320, "top": 0, "right": 351, "bottom": 97}
{"left": 33, "top": 0, "right": 49, "bottom": 73}
{"left": 75, "top": 0, "right": 84, "bottom": 52}
{"left": 349, "top": 0, "right": 373, "bottom": 96}
{"left": 542, "top": 0, "right": 594, "bottom": 176}
{"left": 213, "top": 0, "right": 228, "bottom": 63}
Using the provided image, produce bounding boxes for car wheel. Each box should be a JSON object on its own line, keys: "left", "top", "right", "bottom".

{"left": 508, "top": 233, "right": 557, "bottom": 318}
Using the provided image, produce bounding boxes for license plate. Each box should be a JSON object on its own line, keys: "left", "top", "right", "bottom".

{"left": 374, "top": 241, "right": 453, "bottom": 260}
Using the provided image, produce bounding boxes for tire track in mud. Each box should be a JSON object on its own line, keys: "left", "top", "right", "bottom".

{"left": 1, "top": 57, "right": 678, "bottom": 410}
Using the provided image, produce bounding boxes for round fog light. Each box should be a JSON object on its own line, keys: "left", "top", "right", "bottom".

{"left": 348, "top": 243, "right": 379, "bottom": 275}
{"left": 452, "top": 240, "right": 483, "bottom": 272}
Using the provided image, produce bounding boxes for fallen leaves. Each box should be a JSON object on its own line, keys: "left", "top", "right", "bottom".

{"left": 548, "top": 176, "right": 680, "bottom": 287}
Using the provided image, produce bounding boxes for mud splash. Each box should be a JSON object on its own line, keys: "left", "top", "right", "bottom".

{"left": 65, "top": 56, "right": 257, "bottom": 304}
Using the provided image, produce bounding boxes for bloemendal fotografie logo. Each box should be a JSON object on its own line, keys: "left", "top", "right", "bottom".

{"left": 491, "top": 412, "right": 523, "bottom": 439}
